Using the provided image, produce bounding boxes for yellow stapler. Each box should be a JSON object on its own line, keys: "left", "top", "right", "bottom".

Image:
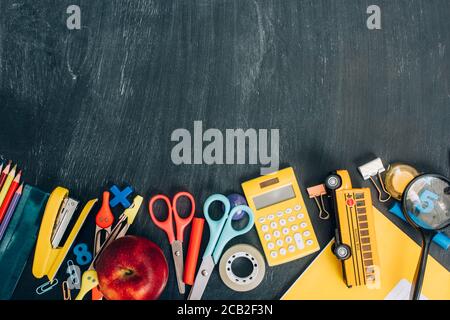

{"left": 32, "top": 186, "right": 97, "bottom": 281}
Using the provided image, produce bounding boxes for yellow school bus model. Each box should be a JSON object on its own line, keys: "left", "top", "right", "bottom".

{"left": 325, "top": 170, "right": 381, "bottom": 289}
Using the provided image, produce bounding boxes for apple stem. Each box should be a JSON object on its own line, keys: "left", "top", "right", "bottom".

{"left": 123, "top": 268, "right": 134, "bottom": 277}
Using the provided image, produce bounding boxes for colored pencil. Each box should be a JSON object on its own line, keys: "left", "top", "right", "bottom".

{"left": 0, "top": 170, "right": 21, "bottom": 223}
{"left": 0, "top": 161, "right": 11, "bottom": 190}
{"left": 0, "top": 183, "right": 23, "bottom": 241}
{"left": 0, "top": 164, "right": 16, "bottom": 210}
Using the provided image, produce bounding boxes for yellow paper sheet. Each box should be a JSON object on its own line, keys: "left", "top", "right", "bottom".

{"left": 282, "top": 207, "right": 450, "bottom": 300}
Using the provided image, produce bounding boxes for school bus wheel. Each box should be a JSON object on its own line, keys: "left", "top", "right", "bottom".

{"left": 325, "top": 174, "right": 342, "bottom": 190}
{"left": 334, "top": 244, "right": 351, "bottom": 260}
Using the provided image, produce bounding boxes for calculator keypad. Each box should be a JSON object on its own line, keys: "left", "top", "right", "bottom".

{"left": 256, "top": 203, "right": 319, "bottom": 265}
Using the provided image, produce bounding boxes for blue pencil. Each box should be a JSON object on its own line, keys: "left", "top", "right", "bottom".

{"left": 0, "top": 183, "right": 23, "bottom": 241}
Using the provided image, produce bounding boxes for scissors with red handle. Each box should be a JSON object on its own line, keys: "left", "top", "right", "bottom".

{"left": 148, "top": 191, "right": 195, "bottom": 294}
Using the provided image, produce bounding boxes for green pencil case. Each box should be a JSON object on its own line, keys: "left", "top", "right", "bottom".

{"left": 0, "top": 184, "right": 48, "bottom": 300}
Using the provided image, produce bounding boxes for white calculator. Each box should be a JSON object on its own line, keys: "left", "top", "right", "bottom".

{"left": 241, "top": 167, "right": 320, "bottom": 266}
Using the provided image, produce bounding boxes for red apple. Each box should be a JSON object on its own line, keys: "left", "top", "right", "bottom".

{"left": 96, "top": 235, "right": 168, "bottom": 300}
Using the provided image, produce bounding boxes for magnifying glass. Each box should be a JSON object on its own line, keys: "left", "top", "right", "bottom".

{"left": 402, "top": 174, "right": 450, "bottom": 300}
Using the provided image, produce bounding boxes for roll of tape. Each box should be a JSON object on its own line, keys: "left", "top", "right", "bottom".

{"left": 384, "top": 163, "right": 419, "bottom": 200}
{"left": 219, "top": 244, "right": 265, "bottom": 292}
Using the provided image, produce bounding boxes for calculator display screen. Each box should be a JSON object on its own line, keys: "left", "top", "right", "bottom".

{"left": 253, "top": 184, "right": 296, "bottom": 209}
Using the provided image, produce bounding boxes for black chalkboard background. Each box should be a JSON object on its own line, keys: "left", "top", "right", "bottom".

{"left": 0, "top": 0, "right": 449, "bottom": 300}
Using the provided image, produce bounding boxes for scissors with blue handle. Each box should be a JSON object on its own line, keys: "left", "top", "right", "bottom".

{"left": 188, "top": 194, "right": 255, "bottom": 300}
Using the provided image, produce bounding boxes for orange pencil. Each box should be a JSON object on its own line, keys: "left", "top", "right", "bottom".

{"left": 0, "top": 161, "right": 11, "bottom": 190}
{"left": 0, "top": 170, "right": 21, "bottom": 223}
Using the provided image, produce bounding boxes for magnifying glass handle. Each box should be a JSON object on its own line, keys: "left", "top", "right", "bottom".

{"left": 410, "top": 231, "right": 433, "bottom": 300}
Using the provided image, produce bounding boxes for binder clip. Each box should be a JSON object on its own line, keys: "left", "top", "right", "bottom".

{"left": 32, "top": 187, "right": 97, "bottom": 281}
{"left": 358, "top": 158, "right": 391, "bottom": 202}
{"left": 307, "top": 184, "right": 330, "bottom": 220}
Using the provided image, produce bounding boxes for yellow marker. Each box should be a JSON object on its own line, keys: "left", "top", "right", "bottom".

{"left": 0, "top": 165, "right": 16, "bottom": 208}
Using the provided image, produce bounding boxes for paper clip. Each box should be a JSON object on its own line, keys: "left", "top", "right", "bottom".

{"left": 36, "top": 279, "right": 59, "bottom": 295}
{"left": 62, "top": 281, "right": 71, "bottom": 300}
{"left": 358, "top": 158, "right": 391, "bottom": 203}
{"left": 307, "top": 184, "right": 330, "bottom": 220}
{"left": 66, "top": 259, "right": 81, "bottom": 289}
